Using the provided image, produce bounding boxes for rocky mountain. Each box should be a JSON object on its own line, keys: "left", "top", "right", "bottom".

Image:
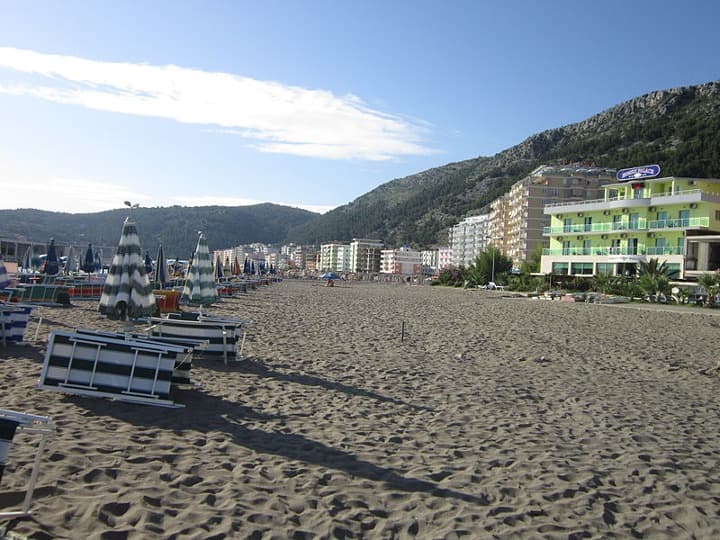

{"left": 3, "top": 81, "right": 719, "bottom": 254}
{"left": 288, "top": 81, "right": 720, "bottom": 247}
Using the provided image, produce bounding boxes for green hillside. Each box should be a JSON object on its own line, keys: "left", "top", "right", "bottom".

{"left": 288, "top": 81, "right": 720, "bottom": 247}
{"left": 0, "top": 204, "right": 317, "bottom": 258}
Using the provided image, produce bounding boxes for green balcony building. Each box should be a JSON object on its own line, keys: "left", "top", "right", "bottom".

{"left": 540, "top": 175, "right": 720, "bottom": 280}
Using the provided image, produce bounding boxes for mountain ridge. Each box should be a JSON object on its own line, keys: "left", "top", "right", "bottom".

{"left": 2, "top": 80, "right": 719, "bottom": 255}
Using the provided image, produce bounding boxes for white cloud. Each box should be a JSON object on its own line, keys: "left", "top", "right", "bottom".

{"left": 0, "top": 47, "right": 435, "bottom": 161}
{"left": 0, "top": 177, "right": 334, "bottom": 214}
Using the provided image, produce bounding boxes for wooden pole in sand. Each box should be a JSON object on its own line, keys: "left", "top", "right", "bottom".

{"left": 401, "top": 321, "right": 405, "bottom": 342}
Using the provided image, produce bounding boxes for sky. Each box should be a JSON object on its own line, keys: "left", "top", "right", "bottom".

{"left": 0, "top": 0, "right": 718, "bottom": 215}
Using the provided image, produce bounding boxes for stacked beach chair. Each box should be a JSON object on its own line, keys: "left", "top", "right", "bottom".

{"left": 0, "top": 304, "right": 34, "bottom": 346}
{"left": 37, "top": 312, "right": 250, "bottom": 407}
{"left": 148, "top": 312, "right": 250, "bottom": 366}
{"left": 38, "top": 330, "right": 189, "bottom": 408}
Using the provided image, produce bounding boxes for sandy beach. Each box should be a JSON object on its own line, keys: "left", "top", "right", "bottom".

{"left": 2, "top": 279, "right": 720, "bottom": 539}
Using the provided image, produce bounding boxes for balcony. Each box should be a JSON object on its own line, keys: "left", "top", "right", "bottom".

{"left": 647, "top": 217, "right": 709, "bottom": 230}
{"left": 544, "top": 189, "right": 720, "bottom": 214}
{"left": 543, "top": 246, "right": 685, "bottom": 257}
{"left": 543, "top": 220, "right": 647, "bottom": 235}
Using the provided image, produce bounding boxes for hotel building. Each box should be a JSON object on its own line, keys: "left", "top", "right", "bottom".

{"left": 490, "top": 164, "right": 615, "bottom": 266}
{"left": 540, "top": 175, "right": 720, "bottom": 279}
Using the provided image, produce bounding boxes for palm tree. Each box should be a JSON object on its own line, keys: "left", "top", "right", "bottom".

{"left": 636, "top": 258, "right": 672, "bottom": 302}
{"left": 697, "top": 273, "right": 719, "bottom": 306}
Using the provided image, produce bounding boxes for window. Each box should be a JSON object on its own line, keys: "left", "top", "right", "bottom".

{"left": 563, "top": 218, "right": 573, "bottom": 233}
{"left": 562, "top": 241, "right": 571, "bottom": 255}
{"left": 571, "top": 262, "right": 593, "bottom": 275}
{"left": 583, "top": 240, "right": 592, "bottom": 254}
{"left": 596, "top": 263, "right": 614, "bottom": 275}
{"left": 552, "top": 262, "right": 569, "bottom": 274}
{"left": 584, "top": 217, "right": 592, "bottom": 231}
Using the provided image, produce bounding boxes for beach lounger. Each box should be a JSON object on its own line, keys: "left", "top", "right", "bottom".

{"left": 38, "top": 330, "right": 185, "bottom": 407}
{"left": 148, "top": 314, "right": 250, "bottom": 365}
{"left": 0, "top": 409, "right": 53, "bottom": 519}
{"left": 72, "top": 328, "right": 209, "bottom": 386}
{"left": 0, "top": 304, "right": 33, "bottom": 346}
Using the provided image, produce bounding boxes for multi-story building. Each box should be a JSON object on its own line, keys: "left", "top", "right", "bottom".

{"left": 319, "top": 242, "right": 350, "bottom": 272}
{"left": 448, "top": 214, "right": 491, "bottom": 267}
{"left": 437, "top": 246, "right": 453, "bottom": 271}
{"left": 380, "top": 245, "right": 423, "bottom": 275}
{"left": 349, "top": 238, "right": 383, "bottom": 273}
{"left": 420, "top": 248, "right": 441, "bottom": 275}
{"left": 540, "top": 175, "right": 720, "bottom": 279}
{"left": 490, "top": 164, "right": 616, "bottom": 267}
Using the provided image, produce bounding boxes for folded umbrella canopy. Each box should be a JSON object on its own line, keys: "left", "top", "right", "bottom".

{"left": 43, "top": 239, "right": 59, "bottom": 276}
{"left": 98, "top": 218, "right": 157, "bottom": 320}
{"left": 81, "top": 244, "right": 96, "bottom": 273}
{"left": 153, "top": 244, "right": 168, "bottom": 289}
{"left": 181, "top": 232, "right": 218, "bottom": 306}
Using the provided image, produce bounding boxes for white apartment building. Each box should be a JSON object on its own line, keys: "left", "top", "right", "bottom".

{"left": 380, "top": 245, "right": 423, "bottom": 275}
{"left": 319, "top": 242, "right": 350, "bottom": 272}
{"left": 349, "top": 238, "right": 383, "bottom": 273}
{"left": 448, "top": 214, "right": 491, "bottom": 267}
{"left": 420, "top": 249, "right": 439, "bottom": 275}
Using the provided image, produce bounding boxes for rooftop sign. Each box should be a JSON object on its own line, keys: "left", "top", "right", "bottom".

{"left": 616, "top": 164, "right": 661, "bottom": 182}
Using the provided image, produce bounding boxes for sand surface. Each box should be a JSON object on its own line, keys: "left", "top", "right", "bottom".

{"left": 2, "top": 279, "right": 720, "bottom": 539}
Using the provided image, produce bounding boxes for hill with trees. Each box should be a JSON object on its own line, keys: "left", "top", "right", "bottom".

{"left": 288, "top": 81, "right": 720, "bottom": 247}
{"left": 0, "top": 204, "right": 317, "bottom": 258}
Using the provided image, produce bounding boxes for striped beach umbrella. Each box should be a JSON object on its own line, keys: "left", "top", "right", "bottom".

{"left": 154, "top": 244, "right": 168, "bottom": 289}
{"left": 98, "top": 218, "right": 157, "bottom": 320}
{"left": 181, "top": 232, "right": 218, "bottom": 306}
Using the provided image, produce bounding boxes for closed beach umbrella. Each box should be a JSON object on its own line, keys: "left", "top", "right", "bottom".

{"left": 231, "top": 256, "right": 241, "bottom": 276}
{"left": 215, "top": 255, "right": 224, "bottom": 280}
{"left": 144, "top": 251, "right": 153, "bottom": 274}
{"left": 181, "top": 232, "right": 218, "bottom": 306}
{"left": 82, "top": 244, "right": 95, "bottom": 273}
{"left": 0, "top": 260, "right": 9, "bottom": 289}
{"left": 154, "top": 244, "right": 168, "bottom": 289}
{"left": 43, "top": 239, "right": 59, "bottom": 276}
{"left": 95, "top": 250, "right": 103, "bottom": 273}
{"left": 21, "top": 244, "right": 33, "bottom": 272}
{"left": 98, "top": 218, "right": 157, "bottom": 320}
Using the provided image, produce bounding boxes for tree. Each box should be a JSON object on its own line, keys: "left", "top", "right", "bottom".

{"left": 697, "top": 272, "right": 719, "bottom": 306}
{"left": 636, "top": 258, "right": 673, "bottom": 302}
{"left": 465, "top": 247, "right": 513, "bottom": 286}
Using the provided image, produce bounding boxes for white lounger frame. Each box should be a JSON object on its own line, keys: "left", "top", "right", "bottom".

{"left": 148, "top": 316, "right": 249, "bottom": 365}
{"left": 38, "top": 331, "right": 185, "bottom": 408}
{"left": 0, "top": 409, "right": 53, "bottom": 519}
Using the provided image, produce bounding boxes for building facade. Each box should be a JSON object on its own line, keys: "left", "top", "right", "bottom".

{"left": 349, "top": 238, "right": 383, "bottom": 273}
{"left": 319, "top": 242, "right": 350, "bottom": 272}
{"left": 490, "top": 164, "right": 616, "bottom": 267}
{"left": 448, "top": 214, "right": 491, "bottom": 268}
{"left": 380, "top": 246, "right": 423, "bottom": 275}
{"left": 540, "top": 175, "right": 720, "bottom": 279}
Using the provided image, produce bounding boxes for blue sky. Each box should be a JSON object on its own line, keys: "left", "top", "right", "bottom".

{"left": 0, "top": 0, "right": 718, "bottom": 215}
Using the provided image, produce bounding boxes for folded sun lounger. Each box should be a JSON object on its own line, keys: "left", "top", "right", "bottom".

{"left": 38, "top": 330, "right": 186, "bottom": 407}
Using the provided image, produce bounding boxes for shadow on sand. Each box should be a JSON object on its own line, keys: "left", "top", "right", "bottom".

{"left": 196, "top": 357, "right": 432, "bottom": 412}
{"left": 71, "top": 386, "right": 486, "bottom": 505}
